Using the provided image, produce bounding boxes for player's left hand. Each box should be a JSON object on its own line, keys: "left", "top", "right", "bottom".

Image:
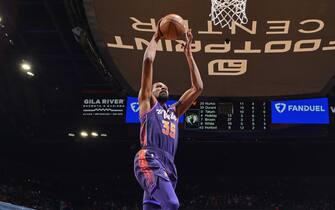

{"left": 154, "top": 18, "right": 163, "bottom": 40}
{"left": 182, "top": 29, "right": 193, "bottom": 57}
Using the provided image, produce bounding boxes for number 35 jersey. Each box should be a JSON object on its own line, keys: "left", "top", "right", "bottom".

{"left": 140, "top": 102, "right": 179, "bottom": 158}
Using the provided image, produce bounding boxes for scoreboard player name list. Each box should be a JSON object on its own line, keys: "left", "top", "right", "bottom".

{"left": 200, "top": 101, "right": 218, "bottom": 130}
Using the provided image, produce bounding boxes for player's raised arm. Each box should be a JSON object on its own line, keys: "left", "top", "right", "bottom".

{"left": 138, "top": 22, "right": 162, "bottom": 117}
{"left": 175, "top": 29, "right": 204, "bottom": 117}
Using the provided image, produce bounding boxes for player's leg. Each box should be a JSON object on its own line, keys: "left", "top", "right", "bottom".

{"left": 143, "top": 202, "right": 161, "bottom": 210}
{"left": 143, "top": 190, "right": 161, "bottom": 210}
{"left": 143, "top": 203, "right": 161, "bottom": 210}
{"left": 151, "top": 177, "right": 179, "bottom": 210}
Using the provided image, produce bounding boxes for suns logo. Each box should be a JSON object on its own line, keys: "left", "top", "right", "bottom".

{"left": 156, "top": 109, "right": 177, "bottom": 121}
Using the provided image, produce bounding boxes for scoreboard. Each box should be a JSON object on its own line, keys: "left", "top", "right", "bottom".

{"left": 79, "top": 91, "right": 335, "bottom": 135}
{"left": 184, "top": 100, "right": 270, "bottom": 131}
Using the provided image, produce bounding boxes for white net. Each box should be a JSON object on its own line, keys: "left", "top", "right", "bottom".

{"left": 210, "top": 0, "right": 248, "bottom": 29}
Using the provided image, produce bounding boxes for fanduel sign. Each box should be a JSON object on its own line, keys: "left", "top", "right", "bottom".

{"left": 125, "top": 97, "right": 184, "bottom": 123}
{"left": 272, "top": 98, "right": 329, "bottom": 124}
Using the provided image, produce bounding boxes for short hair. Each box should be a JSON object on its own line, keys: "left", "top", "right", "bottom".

{"left": 153, "top": 82, "right": 166, "bottom": 88}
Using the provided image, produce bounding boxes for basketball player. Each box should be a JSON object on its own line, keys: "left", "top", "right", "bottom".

{"left": 134, "top": 22, "right": 203, "bottom": 210}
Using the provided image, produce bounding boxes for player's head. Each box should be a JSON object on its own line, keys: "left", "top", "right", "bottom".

{"left": 152, "top": 82, "right": 169, "bottom": 104}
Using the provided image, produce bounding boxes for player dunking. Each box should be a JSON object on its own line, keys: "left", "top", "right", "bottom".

{"left": 134, "top": 21, "right": 203, "bottom": 210}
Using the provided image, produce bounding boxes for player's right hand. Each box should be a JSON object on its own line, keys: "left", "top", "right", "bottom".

{"left": 182, "top": 29, "right": 193, "bottom": 57}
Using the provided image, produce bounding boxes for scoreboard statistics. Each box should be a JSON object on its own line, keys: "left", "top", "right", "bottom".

{"left": 184, "top": 100, "right": 270, "bottom": 131}
{"left": 79, "top": 91, "right": 335, "bottom": 135}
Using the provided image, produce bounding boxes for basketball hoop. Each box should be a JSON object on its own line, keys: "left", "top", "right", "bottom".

{"left": 210, "top": 0, "right": 248, "bottom": 29}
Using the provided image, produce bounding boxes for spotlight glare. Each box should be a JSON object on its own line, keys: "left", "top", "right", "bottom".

{"left": 68, "top": 133, "right": 75, "bottom": 137}
{"left": 80, "top": 131, "right": 88, "bottom": 138}
{"left": 21, "top": 62, "right": 31, "bottom": 71}
{"left": 100, "top": 133, "right": 107, "bottom": 137}
{"left": 26, "top": 71, "right": 34, "bottom": 77}
{"left": 91, "top": 132, "right": 98, "bottom": 137}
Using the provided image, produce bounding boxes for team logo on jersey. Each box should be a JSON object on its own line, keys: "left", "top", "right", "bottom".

{"left": 156, "top": 109, "right": 177, "bottom": 121}
{"left": 131, "top": 102, "right": 140, "bottom": 113}
{"left": 275, "top": 103, "right": 286, "bottom": 113}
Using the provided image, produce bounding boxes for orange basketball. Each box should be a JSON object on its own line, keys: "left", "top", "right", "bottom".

{"left": 159, "top": 14, "right": 186, "bottom": 40}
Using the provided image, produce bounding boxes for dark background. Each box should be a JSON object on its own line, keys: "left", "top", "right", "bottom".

{"left": 1, "top": 0, "right": 335, "bottom": 209}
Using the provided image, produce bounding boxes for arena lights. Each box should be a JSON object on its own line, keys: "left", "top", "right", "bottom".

{"left": 80, "top": 131, "right": 88, "bottom": 138}
{"left": 21, "top": 61, "right": 32, "bottom": 71}
{"left": 26, "top": 72, "right": 34, "bottom": 77}
{"left": 19, "top": 60, "right": 35, "bottom": 77}
{"left": 0, "top": 16, "right": 2, "bottom": 23}
{"left": 74, "top": 130, "right": 107, "bottom": 139}
{"left": 68, "top": 133, "right": 75, "bottom": 137}
{"left": 91, "top": 132, "right": 99, "bottom": 137}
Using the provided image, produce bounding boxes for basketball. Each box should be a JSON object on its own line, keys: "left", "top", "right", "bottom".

{"left": 159, "top": 14, "right": 186, "bottom": 40}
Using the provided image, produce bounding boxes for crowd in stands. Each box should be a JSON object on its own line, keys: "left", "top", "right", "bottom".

{"left": 1, "top": 174, "right": 335, "bottom": 210}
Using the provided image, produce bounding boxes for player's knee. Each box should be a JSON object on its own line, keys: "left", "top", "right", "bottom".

{"left": 166, "top": 198, "right": 179, "bottom": 209}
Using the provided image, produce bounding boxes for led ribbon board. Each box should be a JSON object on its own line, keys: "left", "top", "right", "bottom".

{"left": 272, "top": 98, "right": 329, "bottom": 124}
{"left": 329, "top": 98, "right": 335, "bottom": 125}
{"left": 81, "top": 89, "right": 126, "bottom": 124}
